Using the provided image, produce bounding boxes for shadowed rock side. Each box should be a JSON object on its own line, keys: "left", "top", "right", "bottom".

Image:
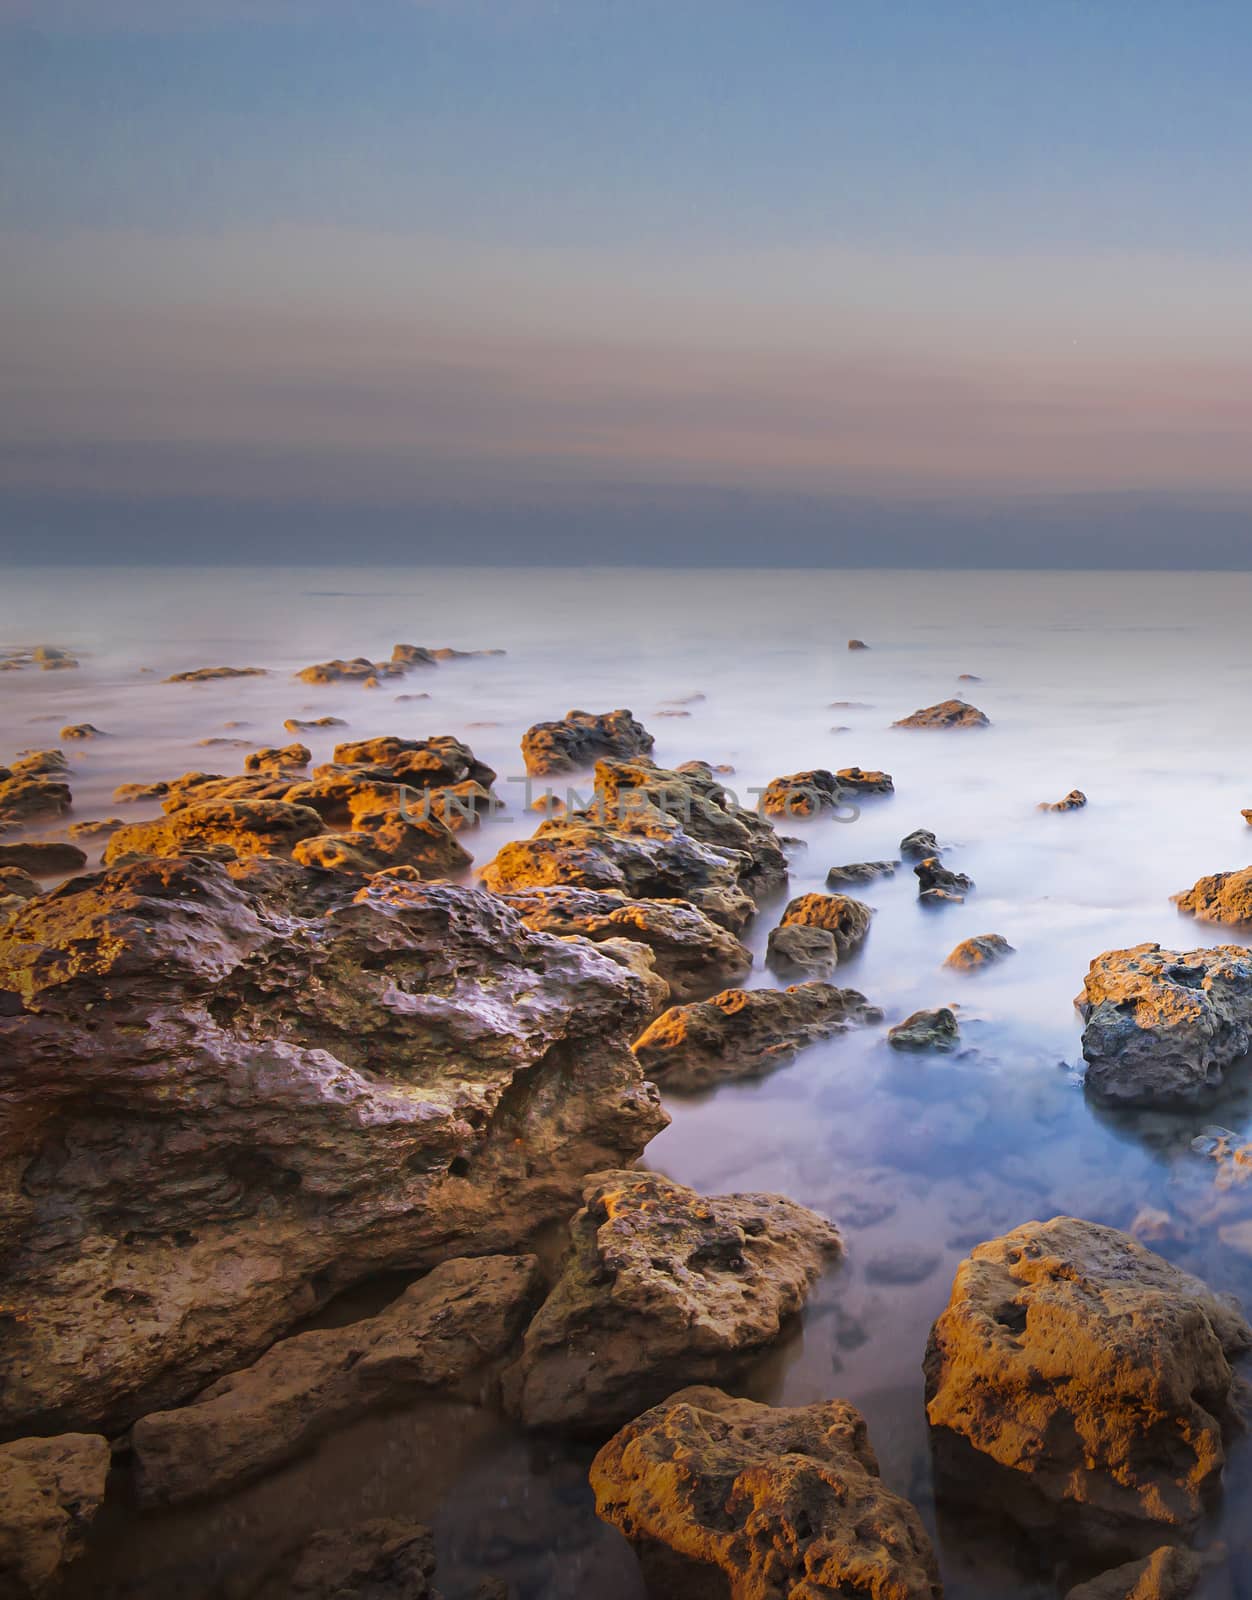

{"left": 825, "top": 857, "right": 898, "bottom": 887}
{"left": 0, "top": 841, "right": 87, "bottom": 877}
{"left": 916, "top": 856, "right": 974, "bottom": 903}
{"left": 0, "top": 857, "right": 667, "bottom": 1433}
{"left": 924, "top": 1217, "right": 1252, "bottom": 1547}
{"left": 0, "top": 769, "right": 72, "bottom": 829}
{"left": 765, "top": 921, "right": 839, "bottom": 978}
{"left": 131, "top": 1255, "right": 542, "bottom": 1506}
{"left": 0, "top": 1433, "right": 110, "bottom": 1600}
{"left": 889, "top": 1007, "right": 960, "bottom": 1051}
{"left": 1077, "top": 943, "right": 1252, "bottom": 1105}
{"left": 1064, "top": 1546, "right": 1211, "bottom": 1600}
{"left": 591, "top": 1387, "right": 943, "bottom": 1600}
{"left": 894, "top": 699, "right": 990, "bottom": 728}
{"left": 286, "top": 1520, "right": 441, "bottom": 1600}
{"left": 521, "top": 709, "right": 654, "bottom": 775}
{"left": 633, "top": 983, "right": 883, "bottom": 1091}
{"left": 1173, "top": 866, "right": 1252, "bottom": 926}
{"left": 503, "top": 1171, "right": 841, "bottom": 1431}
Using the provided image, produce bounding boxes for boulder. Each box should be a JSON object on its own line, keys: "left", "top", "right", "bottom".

{"left": 102, "top": 799, "right": 325, "bottom": 864}
{"left": 0, "top": 858, "right": 667, "bottom": 1432}
{"left": 825, "top": 858, "right": 898, "bottom": 887}
{"left": 591, "top": 1386, "right": 942, "bottom": 1600}
{"left": 161, "top": 773, "right": 297, "bottom": 810}
{"left": 0, "top": 775, "right": 72, "bottom": 827}
{"left": 765, "top": 921, "right": 838, "bottom": 979}
{"left": 291, "top": 813, "right": 471, "bottom": 878}
{"left": 504, "top": 1172, "right": 840, "bottom": 1430}
{"left": 946, "top": 933, "right": 1014, "bottom": 970}
{"left": 1077, "top": 943, "right": 1252, "bottom": 1105}
{"left": 0, "top": 841, "right": 87, "bottom": 877}
{"left": 520, "top": 709, "right": 654, "bottom": 775}
{"left": 131, "top": 1254, "right": 541, "bottom": 1504}
{"left": 1064, "top": 1546, "right": 1209, "bottom": 1600}
{"left": 633, "top": 982, "right": 882, "bottom": 1091}
{"left": 894, "top": 699, "right": 990, "bottom": 729}
{"left": 924, "top": 1217, "right": 1252, "bottom": 1542}
{"left": 1173, "top": 866, "right": 1252, "bottom": 926}
{"left": 0, "top": 866, "right": 40, "bottom": 899}
{"left": 888, "top": 1007, "right": 960, "bottom": 1052}
{"left": 0, "top": 1433, "right": 110, "bottom": 1600}
{"left": 164, "top": 666, "right": 266, "bottom": 682}
{"left": 9, "top": 751, "right": 69, "bottom": 778}
{"left": 331, "top": 734, "right": 496, "bottom": 791}
{"left": 900, "top": 827, "right": 940, "bottom": 860}
{"left": 776, "top": 890, "right": 873, "bottom": 958}
{"left": 1040, "top": 789, "right": 1088, "bottom": 813}
{"left": 390, "top": 643, "right": 438, "bottom": 667}
{"left": 287, "top": 1520, "right": 440, "bottom": 1599}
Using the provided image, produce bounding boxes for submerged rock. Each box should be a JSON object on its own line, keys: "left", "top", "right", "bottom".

{"left": 633, "top": 982, "right": 882, "bottom": 1091}
{"left": 0, "top": 1432, "right": 110, "bottom": 1600}
{"left": 112, "top": 780, "right": 169, "bottom": 803}
{"left": 244, "top": 742, "right": 312, "bottom": 773}
{"left": 591, "top": 1386, "right": 942, "bottom": 1600}
{"left": 894, "top": 699, "right": 990, "bottom": 729}
{"left": 297, "top": 657, "right": 402, "bottom": 685}
{"left": 825, "top": 858, "right": 898, "bottom": 887}
{"left": 1040, "top": 789, "right": 1088, "bottom": 813}
{"left": 777, "top": 890, "right": 873, "bottom": 958}
{"left": 925, "top": 1217, "right": 1252, "bottom": 1543}
{"left": 9, "top": 751, "right": 69, "bottom": 778}
{"left": 288, "top": 1520, "right": 440, "bottom": 1600}
{"left": 888, "top": 1007, "right": 960, "bottom": 1051}
{"left": 1173, "top": 866, "right": 1252, "bottom": 926}
{"left": 520, "top": 709, "right": 654, "bottom": 775}
{"left": 504, "top": 1172, "right": 840, "bottom": 1431}
{"left": 132, "top": 1255, "right": 541, "bottom": 1504}
{"left": 58, "top": 724, "right": 106, "bottom": 741}
{"left": 66, "top": 818, "right": 125, "bottom": 841}
{"left": 946, "top": 933, "right": 1014, "bottom": 970}
{"left": 761, "top": 766, "right": 892, "bottom": 819}
{"left": 164, "top": 666, "right": 266, "bottom": 682}
{"left": 0, "top": 866, "right": 40, "bottom": 899}
{"left": 847, "top": 637, "right": 869, "bottom": 649}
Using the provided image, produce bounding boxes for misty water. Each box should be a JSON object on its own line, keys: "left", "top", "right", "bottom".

{"left": 5, "top": 564, "right": 1252, "bottom": 1599}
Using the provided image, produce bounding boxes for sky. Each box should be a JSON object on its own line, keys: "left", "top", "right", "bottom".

{"left": 3, "top": 0, "right": 1252, "bottom": 565}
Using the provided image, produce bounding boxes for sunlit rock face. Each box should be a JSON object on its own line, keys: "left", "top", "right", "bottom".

{"left": 520, "top": 708, "right": 654, "bottom": 775}
{"left": 1173, "top": 865, "right": 1252, "bottom": 926}
{"left": 0, "top": 855, "right": 666, "bottom": 1434}
{"left": 893, "top": 698, "right": 990, "bottom": 728}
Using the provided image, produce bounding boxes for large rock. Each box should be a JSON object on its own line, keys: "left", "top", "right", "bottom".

{"left": 131, "top": 1254, "right": 541, "bottom": 1504}
{"left": 0, "top": 775, "right": 72, "bottom": 827}
{"left": 775, "top": 890, "right": 873, "bottom": 959}
{"left": 0, "top": 1433, "right": 110, "bottom": 1599}
{"left": 1064, "top": 1547, "right": 1209, "bottom": 1600}
{"left": 103, "top": 799, "right": 325, "bottom": 864}
{"left": 0, "top": 857, "right": 667, "bottom": 1433}
{"left": 504, "top": 1171, "right": 840, "bottom": 1431}
{"left": 764, "top": 921, "right": 838, "bottom": 979}
{"left": 1077, "top": 943, "right": 1252, "bottom": 1105}
{"left": 633, "top": 982, "right": 882, "bottom": 1091}
{"left": 924, "top": 1217, "right": 1252, "bottom": 1542}
{"left": 1173, "top": 866, "right": 1252, "bottom": 926}
{"left": 497, "top": 885, "right": 751, "bottom": 1003}
{"left": 893, "top": 699, "right": 990, "bottom": 729}
{"left": 591, "top": 1386, "right": 942, "bottom": 1600}
{"left": 520, "top": 709, "right": 654, "bottom": 775}
{"left": 292, "top": 813, "right": 471, "bottom": 878}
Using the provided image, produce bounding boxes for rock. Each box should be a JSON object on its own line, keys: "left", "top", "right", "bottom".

{"left": 0, "top": 775, "right": 72, "bottom": 827}
{"left": 591, "top": 1386, "right": 942, "bottom": 1600}
{"left": 765, "top": 922, "right": 838, "bottom": 979}
{"left": 900, "top": 828, "right": 940, "bottom": 859}
{"left": 1077, "top": 943, "right": 1252, "bottom": 1106}
{"left": 834, "top": 764, "right": 894, "bottom": 794}
{"left": 165, "top": 666, "right": 267, "bottom": 682}
{"left": 888, "top": 1007, "right": 960, "bottom": 1051}
{"left": 196, "top": 737, "right": 254, "bottom": 750}
{"left": 847, "top": 637, "right": 869, "bottom": 649}
{"left": 0, "top": 841, "right": 87, "bottom": 876}
{"left": 32, "top": 646, "right": 79, "bottom": 671}
{"left": 520, "top": 709, "right": 654, "bottom": 775}
{"left": 66, "top": 818, "right": 125, "bottom": 841}
{"left": 330, "top": 734, "right": 496, "bottom": 792}
{"left": 924, "top": 1217, "right": 1252, "bottom": 1541}
{"left": 132, "top": 1255, "right": 541, "bottom": 1504}
{"left": 1040, "top": 789, "right": 1088, "bottom": 813}
{"left": 761, "top": 767, "right": 892, "bottom": 818}
{"left": 946, "top": 933, "right": 1014, "bottom": 970}
{"left": 959, "top": 673, "right": 982, "bottom": 682}
{"left": 112, "top": 780, "right": 168, "bottom": 803}
{"left": 161, "top": 772, "right": 296, "bottom": 809}
{"left": 504, "top": 1172, "right": 841, "bottom": 1430}
{"left": 0, "top": 866, "right": 40, "bottom": 899}
{"left": 289, "top": 1520, "right": 440, "bottom": 1599}
{"left": 0, "top": 858, "right": 667, "bottom": 1432}
{"left": 291, "top": 814, "right": 472, "bottom": 878}
{"left": 102, "top": 799, "right": 326, "bottom": 865}
{"left": 1064, "top": 1546, "right": 1209, "bottom": 1600}
{"left": 0, "top": 1433, "right": 110, "bottom": 1599}
{"left": 9, "top": 751, "right": 69, "bottom": 778}
{"left": 594, "top": 938, "right": 671, "bottom": 1017}
{"left": 297, "top": 657, "right": 402, "bottom": 685}
{"left": 1173, "top": 867, "right": 1252, "bottom": 926}
{"left": 633, "top": 982, "right": 883, "bottom": 1091}
{"left": 825, "top": 858, "right": 897, "bottom": 887}
{"left": 497, "top": 886, "right": 751, "bottom": 1003}
{"left": 394, "top": 693, "right": 432, "bottom": 703}
{"left": 429, "top": 645, "right": 505, "bottom": 661}
{"left": 776, "top": 890, "right": 873, "bottom": 958}
{"left": 284, "top": 716, "right": 347, "bottom": 732}
{"left": 894, "top": 699, "right": 990, "bottom": 729}
{"left": 916, "top": 856, "right": 973, "bottom": 898}
{"left": 244, "top": 742, "right": 312, "bottom": 772}
{"left": 390, "top": 643, "right": 438, "bottom": 667}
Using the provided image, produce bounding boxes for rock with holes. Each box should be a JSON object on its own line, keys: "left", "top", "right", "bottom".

{"left": 329, "top": 735, "right": 497, "bottom": 792}
{"left": 102, "top": 799, "right": 325, "bottom": 864}
{"left": 0, "top": 857, "right": 666, "bottom": 1434}
{"left": 1172, "top": 866, "right": 1252, "bottom": 927}
{"left": 520, "top": 709, "right": 654, "bottom": 775}
{"left": 925, "top": 1217, "right": 1252, "bottom": 1546}
{"left": 1077, "top": 943, "right": 1252, "bottom": 1106}
{"left": 591, "top": 1386, "right": 942, "bottom": 1600}
{"left": 503, "top": 1172, "right": 840, "bottom": 1430}
{"left": 0, "top": 1432, "right": 110, "bottom": 1600}
{"left": 776, "top": 891, "right": 873, "bottom": 959}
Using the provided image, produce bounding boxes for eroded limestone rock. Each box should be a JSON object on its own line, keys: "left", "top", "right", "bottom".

{"left": 520, "top": 709, "right": 654, "bottom": 775}
{"left": 1173, "top": 867, "right": 1252, "bottom": 927}
{"left": 776, "top": 890, "right": 873, "bottom": 959}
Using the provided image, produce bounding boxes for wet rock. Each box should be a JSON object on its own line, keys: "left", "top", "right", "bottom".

{"left": 0, "top": 840, "right": 87, "bottom": 876}
{"left": 10, "top": 751, "right": 69, "bottom": 778}
{"left": 497, "top": 885, "right": 751, "bottom": 1003}
{"left": 1173, "top": 867, "right": 1252, "bottom": 926}
{"left": 291, "top": 813, "right": 472, "bottom": 878}
{"left": 633, "top": 982, "right": 883, "bottom": 1091}
{"left": 924, "top": 1217, "right": 1252, "bottom": 1542}
{"left": 132, "top": 1255, "right": 541, "bottom": 1505}
{"left": 946, "top": 933, "right": 1014, "bottom": 970}
{"left": 1040, "top": 789, "right": 1088, "bottom": 813}
{"left": 288, "top": 1520, "right": 440, "bottom": 1599}
{"left": 103, "top": 799, "right": 325, "bottom": 865}
{"left": 0, "top": 1432, "right": 109, "bottom": 1599}
{"left": 58, "top": 724, "right": 106, "bottom": 741}
{"left": 112, "top": 780, "right": 168, "bottom": 803}
{"left": 847, "top": 637, "right": 869, "bottom": 649}
{"left": 0, "top": 866, "right": 40, "bottom": 899}
{"left": 0, "top": 860, "right": 666, "bottom": 1432}
{"left": 825, "top": 858, "right": 898, "bottom": 887}
{"left": 331, "top": 734, "right": 497, "bottom": 792}
{"left": 521, "top": 709, "right": 654, "bottom": 776}
{"left": 1077, "top": 943, "right": 1252, "bottom": 1106}
{"left": 594, "top": 938, "right": 671, "bottom": 1017}
{"left": 888, "top": 1007, "right": 960, "bottom": 1052}
{"left": 284, "top": 716, "right": 347, "bottom": 732}
{"left": 0, "top": 775, "right": 72, "bottom": 827}
{"left": 504, "top": 1171, "right": 840, "bottom": 1431}
{"left": 591, "top": 1386, "right": 942, "bottom": 1600}
{"left": 244, "top": 743, "right": 312, "bottom": 773}
{"left": 298, "top": 657, "right": 403, "bottom": 685}
{"left": 66, "top": 818, "right": 125, "bottom": 841}
{"left": 916, "top": 856, "right": 974, "bottom": 900}
{"left": 894, "top": 699, "right": 990, "bottom": 729}
{"left": 196, "top": 737, "right": 254, "bottom": 750}
{"left": 161, "top": 772, "right": 297, "bottom": 809}
{"left": 1064, "top": 1546, "right": 1209, "bottom": 1600}
{"left": 761, "top": 767, "right": 892, "bottom": 819}
{"left": 390, "top": 643, "right": 438, "bottom": 668}
{"left": 165, "top": 666, "right": 266, "bottom": 682}
{"left": 765, "top": 921, "right": 838, "bottom": 979}
{"left": 900, "top": 827, "right": 940, "bottom": 860}
{"left": 776, "top": 890, "right": 873, "bottom": 959}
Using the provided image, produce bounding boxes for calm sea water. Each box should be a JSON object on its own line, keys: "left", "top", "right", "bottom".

{"left": 5, "top": 566, "right": 1252, "bottom": 1599}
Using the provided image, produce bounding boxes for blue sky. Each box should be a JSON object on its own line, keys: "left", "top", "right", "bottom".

{"left": 3, "top": 1, "right": 1252, "bottom": 562}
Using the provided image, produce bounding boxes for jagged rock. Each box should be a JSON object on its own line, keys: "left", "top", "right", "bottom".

{"left": 164, "top": 666, "right": 266, "bottom": 682}
{"left": 894, "top": 699, "right": 990, "bottom": 729}
{"left": 0, "top": 1433, "right": 110, "bottom": 1600}
{"left": 284, "top": 716, "right": 347, "bottom": 732}
{"left": 497, "top": 885, "right": 751, "bottom": 1003}
{"left": 504, "top": 1172, "right": 840, "bottom": 1430}
{"left": 9, "top": 751, "right": 68, "bottom": 778}
{"left": 0, "top": 866, "right": 40, "bottom": 899}
{"left": 520, "top": 709, "right": 654, "bottom": 775}
{"left": 102, "top": 799, "right": 325, "bottom": 864}
{"left": 888, "top": 1007, "right": 960, "bottom": 1051}
{"left": 244, "top": 742, "right": 312, "bottom": 773}
{"left": 633, "top": 983, "right": 882, "bottom": 1091}
{"left": 1173, "top": 867, "right": 1252, "bottom": 926}
{"left": 946, "top": 933, "right": 1014, "bottom": 970}
{"left": 0, "top": 858, "right": 667, "bottom": 1432}
{"left": 161, "top": 772, "right": 296, "bottom": 809}
{"left": 916, "top": 856, "right": 973, "bottom": 900}
{"left": 66, "top": 818, "right": 125, "bottom": 841}
{"left": 825, "top": 858, "right": 898, "bottom": 887}
{"left": 0, "top": 841, "right": 87, "bottom": 876}
{"left": 594, "top": 938, "right": 671, "bottom": 1016}
{"left": 776, "top": 890, "right": 873, "bottom": 958}
{"left": 58, "top": 725, "right": 106, "bottom": 741}
{"left": 761, "top": 767, "right": 893, "bottom": 819}
{"left": 391, "top": 643, "right": 438, "bottom": 667}
{"left": 0, "top": 775, "right": 71, "bottom": 826}
{"left": 924, "top": 1217, "right": 1252, "bottom": 1543}
{"left": 1064, "top": 1546, "right": 1210, "bottom": 1600}
{"left": 1040, "top": 789, "right": 1088, "bottom": 813}
{"left": 331, "top": 734, "right": 496, "bottom": 792}
{"left": 297, "top": 657, "right": 402, "bottom": 685}
{"left": 132, "top": 1255, "right": 541, "bottom": 1505}
{"left": 1077, "top": 943, "right": 1252, "bottom": 1105}
{"left": 288, "top": 1520, "right": 440, "bottom": 1599}
{"left": 765, "top": 921, "right": 838, "bottom": 979}
{"left": 900, "top": 827, "right": 940, "bottom": 860}
{"left": 591, "top": 1386, "right": 942, "bottom": 1600}
{"left": 291, "top": 812, "right": 471, "bottom": 877}
{"left": 833, "top": 764, "right": 894, "bottom": 794}
{"left": 112, "top": 780, "right": 168, "bottom": 802}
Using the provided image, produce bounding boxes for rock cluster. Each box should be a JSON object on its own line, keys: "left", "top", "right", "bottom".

{"left": 1, "top": 645, "right": 80, "bottom": 672}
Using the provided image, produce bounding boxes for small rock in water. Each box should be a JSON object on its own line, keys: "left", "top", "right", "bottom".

{"left": 893, "top": 698, "right": 990, "bottom": 729}
{"left": 1039, "top": 789, "right": 1087, "bottom": 812}
{"left": 164, "top": 665, "right": 266, "bottom": 682}
{"left": 945, "top": 933, "right": 1014, "bottom": 970}
{"left": 915, "top": 857, "right": 974, "bottom": 899}
{"left": 900, "top": 828, "right": 940, "bottom": 860}
{"left": 287, "top": 1520, "right": 440, "bottom": 1599}
{"left": 888, "top": 1007, "right": 960, "bottom": 1052}
{"left": 848, "top": 637, "right": 869, "bottom": 649}
{"left": 59, "top": 724, "right": 107, "bottom": 740}
{"left": 284, "top": 716, "right": 347, "bottom": 732}
{"left": 825, "top": 859, "right": 898, "bottom": 887}
{"left": 67, "top": 817, "right": 125, "bottom": 840}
